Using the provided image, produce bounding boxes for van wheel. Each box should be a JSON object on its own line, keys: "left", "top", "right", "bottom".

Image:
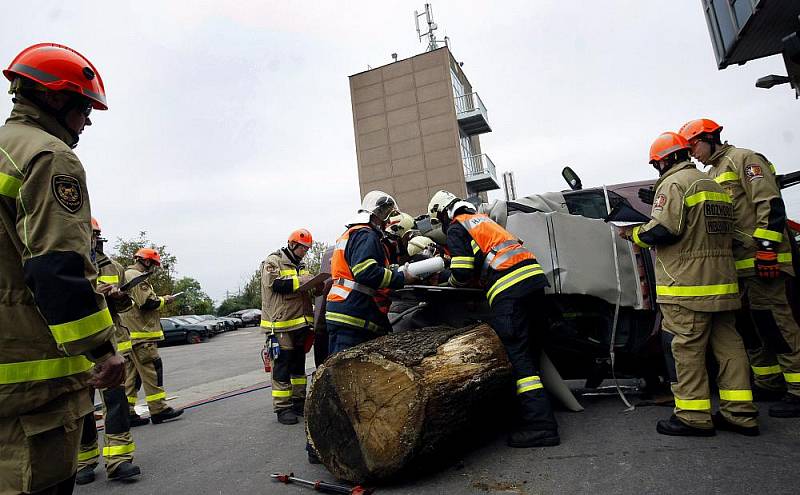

{"left": 186, "top": 331, "right": 202, "bottom": 344}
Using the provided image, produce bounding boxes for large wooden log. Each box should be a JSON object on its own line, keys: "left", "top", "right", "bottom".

{"left": 306, "top": 324, "right": 513, "bottom": 483}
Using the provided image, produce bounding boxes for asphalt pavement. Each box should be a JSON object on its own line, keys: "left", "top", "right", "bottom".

{"left": 79, "top": 326, "right": 800, "bottom": 495}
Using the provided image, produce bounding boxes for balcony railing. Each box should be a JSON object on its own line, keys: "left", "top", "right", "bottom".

{"left": 454, "top": 92, "right": 491, "bottom": 135}
{"left": 463, "top": 153, "right": 500, "bottom": 192}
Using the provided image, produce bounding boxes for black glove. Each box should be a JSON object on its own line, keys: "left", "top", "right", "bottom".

{"left": 638, "top": 187, "right": 655, "bottom": 205}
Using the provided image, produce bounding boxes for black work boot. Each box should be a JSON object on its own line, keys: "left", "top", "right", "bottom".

{"left": 292, "top": 401, "right": 305, "bottom": 417}
{"left": 752, "top": 386, "right": 786, "bottom": 402}
{"left": 507, "top": 428, "right": 560, "bottom": 448}
{"left": 768, "top": 394, "right": 800, "bottom": 418}
{"left": 129, "top": 413, "right": 150, "bottom": 427}
{"left": 151, "top": 407, "right": 184, "bottom": 424}
{"left": 107, "top": 461, "right": 142, "bottom": 482}
{"left": 277, "top": 409, "right": 299, "bottom": 425}
{"left": 656, "top": 415, "right": 715, "bottom": 437}
{"left": 712, "top": 412, "right": 760, "bottom": 436}
{"left": 75, "top": 466, "right": 95, "bottom": 485}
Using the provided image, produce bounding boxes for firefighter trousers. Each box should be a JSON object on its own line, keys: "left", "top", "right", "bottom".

{"left": 0, "top": 390, "right": 91, "bottom": 494}
{"left": 661, "top": 304, "right": 757, "bottom": 429}
{"left": 271, "top": 328, "right": 310, "bottom": 413}
{"left": 77, "top": 387, "right": 135, "bottom": 475}
{"left": 125, "top": 342, "right": 168, "bottom": 416}
{"left": 490, "top": 287, "right": 558, "bottom": 432}
{"left": 736, "top": 275, "right": 800, "bottom": 397}
{"left": 327, "top": 322, "right": 375, "bottom": 355}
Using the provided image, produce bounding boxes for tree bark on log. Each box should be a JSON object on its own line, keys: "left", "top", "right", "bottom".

{"left": 306, "top": 323, "right": 513, "bottom": 483}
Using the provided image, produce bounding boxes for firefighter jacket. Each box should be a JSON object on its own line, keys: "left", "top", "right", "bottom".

{"left": 120, "top": 262, "right": 166, "bottom": 343}
{"left": 632, "top": 161, "right": 740, "bottom": 312}
{"left": 447, "top": 213, "right": 548, "bottom": 306}
{"left": 0, "top": 96, "right": 116, "bottom": 417}
{"left": 96, "top": 251, "right": 133, "bottom": 354}
{"left": 705, "top": 144, "right": 794, "bottom": 278}
{"left": 326, "top": 224, "right": 405, "bottom": 334}
{"left": 260, "top": 247, "right": 314, "bottom": 333}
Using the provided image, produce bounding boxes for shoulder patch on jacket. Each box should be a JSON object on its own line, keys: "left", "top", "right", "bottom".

{"left": 653, "top": 193, "right": 667, "bottom": 210}
{"left": 51, "top": 174, "right": 83, "bottom": 213}
{"left": 744, "top": 164, "right": 763, "bottom": 182}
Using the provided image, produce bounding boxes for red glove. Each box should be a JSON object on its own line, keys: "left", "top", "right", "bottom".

{"left": 755, "top": 249, "right": 780, "bottom": 279}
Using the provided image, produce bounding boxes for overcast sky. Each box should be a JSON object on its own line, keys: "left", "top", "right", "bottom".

{"left": 2, "top": 1, "right": 797, "bottom": 303}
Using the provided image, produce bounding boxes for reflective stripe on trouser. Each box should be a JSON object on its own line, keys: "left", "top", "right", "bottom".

{"left": 125, "top": 342, "right": 168, "bottom": 415}
{"left": 739, "top": 276, "right": 800, "bottom": 397}
{"left": 270, "top": 328, "right": 309, "bottom": 412}
{"left": 661, "top": 304, "right": 757, "bottom": 428}
{"left": 490, "top": 287, "right": 557, "bottom": 431}
{"left": 78, "top": 387, "right": 136, "bottom": 474}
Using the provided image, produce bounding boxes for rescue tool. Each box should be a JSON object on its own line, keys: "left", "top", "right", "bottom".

{"left": 270, "top": 473, "right": 372, "bottom": 494}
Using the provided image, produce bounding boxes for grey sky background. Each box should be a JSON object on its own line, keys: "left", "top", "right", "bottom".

{"left": 2, "top": 1, "right": 797, "bottom": 303}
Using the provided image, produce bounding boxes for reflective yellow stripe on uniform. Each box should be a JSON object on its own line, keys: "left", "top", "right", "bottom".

{"left": 130, "top": 330, "right": 164, "bottom": 340}
{"left": 158, "top": 297, "right": 166, "bottom": 310}
{"left": 0, "top": 355, "right": 93, "bottom": 384}
{"left": 632, "top": 226, "right": 651, "bottom": 249}
{"left": 516, "top": 376, "right": 543, "bottom": 394}
{"left": 752, "top": 365, "right": 782, "bottom": 376}
{"left": 97, "top": 275, "right": 119, "bottom": 284}
{"left": 117, "top": 340, "right": 132, "bottom": 352}
{"left": 260, "top": 316, "right": 311, "bottom": 331}
{"left": 684, "top": 191, "right": 732, "bottom": 207}
{"left": 487, "top": 264, "right": 544, "bottom": 306}
{"left": 272, "top": 389, "right": 292, "bottom": 397}
{"left": 784, "top": 373, "right": 800, "bottom": 383}
{"left": 326, "top": 312, "right": 382, "bottom": 332}
{"left": 379, "top": 268, "right": 393, "bottom": 288}
{"left": 719, "top": 389, "right": 753, "bottom": 401}
{"left": 450, "top": 256, "right": 475, "bottom": 269}
{"left": 0, "top": 171, "right": 22, "bottom": 198}
{"left": 49, "top": 307, "right": 113, "bottom": 344}
{"left": 714, "top": 172, "right": 739, "bottom": 184}
{"left": 103, "top": 443, "right": 136, "bottom": 457}
{"left": 127, "top": 396, "right": 137, "bottom": 405}
{"left": 77, "top": 447, "right": 99, "bottom": 462}
{"left": 146, "top": 391, "right": 166, "bottom": 402}
{"left": 656, "top": 283, "right": 738, "bottom": 297}
{"left": 753, "top": 228, "right": 783, "bottom": 243}
{"left": 736, "top": 252, "right": 793, "bottom": 270}
{"left": 471, "top": 240, "right": 480, "bottom": 254}
{"left": 674, "top": 398, "right": 711, "bottom": 410}
{"left": 291, "top": 377, "right": 307, "bottom": 385}
{"left": 351, "top": 259, "right": 377, "bottom": 276}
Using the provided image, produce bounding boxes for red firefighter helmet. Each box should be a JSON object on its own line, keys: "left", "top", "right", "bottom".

{"left": 649, "top": 132, "right": 690, "bottom": 163}
{"left": 678, "top": 118, "right": 722, "bottom": 142}
{"left": 3, "top": 43, "right": 108, "bottom": 110}
{"left": 288, "top": 228, "right": 313, "bottom": 248}
{"left": 134, "top": 248, "right": 161, "bottom": 266}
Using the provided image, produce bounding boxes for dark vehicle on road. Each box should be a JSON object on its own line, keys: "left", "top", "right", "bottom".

{"left": 195, "top": 314, "right": 235, "bottom": 332}
{"left": 160, "top": 317, "right": 209, "bottom": 345}
{"left": 174, "top": 315, "right": 221, "bottom": 336}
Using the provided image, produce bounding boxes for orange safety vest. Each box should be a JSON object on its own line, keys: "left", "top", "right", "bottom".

{"left": 455, "top": 213, "right": 535, "bottom": 272}
{"left": 327, "top": 225, "right": 393, "bottom": 315}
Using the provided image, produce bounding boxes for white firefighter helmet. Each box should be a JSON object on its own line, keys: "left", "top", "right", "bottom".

{"left": 407, "top": 236, "right": 437, "bottom": 257}
{"left": 386, "top": 212, "right": 415, "bottom": 238}
{"left": 428, "top": 190, "right": 458, "bottom": 219}
{"left": 359, "top": 190, "right": 398, "bottom": 222}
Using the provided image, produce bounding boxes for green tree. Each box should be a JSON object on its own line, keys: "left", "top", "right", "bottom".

{"left": 172, "top": 277, "right": 214, "bottom": 315}
{"left": 216, "top": 269, "right": 261, "bottom": 316}
{"left": 306, "top": 241, "right": 330, "bottom": 275}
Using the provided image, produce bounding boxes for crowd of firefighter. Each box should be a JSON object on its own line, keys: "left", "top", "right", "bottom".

{"left": 1, "top": 43, "right": 798, "bottom": 495}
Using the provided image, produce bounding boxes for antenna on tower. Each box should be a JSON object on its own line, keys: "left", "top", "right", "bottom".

{"left": 414, "top": 4, "right": 449, "bottom": 52}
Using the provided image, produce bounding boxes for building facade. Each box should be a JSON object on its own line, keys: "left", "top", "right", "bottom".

{"left": 349, "top": 47, "right": 499, "bottom": 216}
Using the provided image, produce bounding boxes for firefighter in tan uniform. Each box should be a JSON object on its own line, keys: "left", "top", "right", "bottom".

{"left": 261, "top": 229, "right": 316, "bottom": 425}
{"left": 680, "top": 118, "right": 800, "bottom": 418}
{"left": 622, "top": 132, "right": 758, "bottom": 436}
{"left": 121, "top": 249, "right": 184, "bottom": 425}
{"left": 0, "top": 43, "right": 126, "bottom": 494}
{"left": 76, "top": 218, "right": 141, "bottom": 484}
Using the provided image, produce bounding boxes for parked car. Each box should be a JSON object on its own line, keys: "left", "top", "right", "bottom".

{"left": 174, "top": 315, "right": 221, "bottom": 336}
{"left": 235, "top": 309, "right": 262, "bottom": 326}
{"left": 160, "top": 317, "right": 208, "bottom": 345}
{"left": 195, "top": 314, "right": 235, "bottom": 332}
{"left": 217, "top": 316, "right": 243, "bottom": 329}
